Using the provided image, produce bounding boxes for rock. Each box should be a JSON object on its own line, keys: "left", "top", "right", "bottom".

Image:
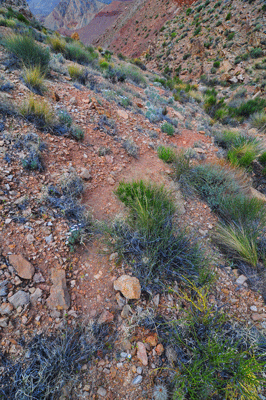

{"left": 97, "top": 387, "right": 107, "bottom": 397}
{"left": 30, "top": 288, "right": 43, "bottom": 306}
{"left": 250, "top": 305, "right": 258, "bottom": 312}
{"left": 80, "top": 168, "right": 91, "bottom": 181}
{"left": 136, "top": 366, "right": 142, "bottom": 374}
{"left": 9, "top": 254, "right": 35, "bottom": 280}
{"left": 46, "top": 269, "right": 70, "bottom": 310}
{"left": 146, "top": 334, "right": 158, "bottom": 347}
{"left": 155, "top": 343, "right": 164, "bottom": 356}
{"left": 249, "top": 187, "right": 266, "bottom": 203}
{"left": 114, "top": 275, "right": 141, "bottom": 300}
{"left": 33, "top": 272, "right": 45, "bottom": 283}
{"left": 110, "top": 252, "right": 118, "bottom": 262}
{"left": 98, "top": 310, "right": 114, "bottom": 324}
{"left": 252, "top": 313, "right": 266, "bottom": 322}
{"left": 83, "top": 385, "right": 90, "bottom": 392}
{"left": 69, "top": 97, "right": 77, "bottom": 105}
{"left": 152, "top": 294, "right": 160, "bottom": 307}
{"left": 132, "top": 375, "right": 142, "bottom": 385}
{"left": 9, "top": 291, "right": 30, "bottom": 308}
{"left": 137, "top": 342, "right": 148, "bottom": 366}
{"left": 117, "top": 109, "right": 128, "bottom": 120}
{"left": 229, "top": 76, "right": 238, "bottom": 84}
{"left": 115, "top": 292, "right": 126, "bottom": 309}
{"left": 0, "top": 316, "right": 8, "bottom": 328}
{"left": 166, "top": 346, "right": 178, "bottom": 365}
{"left": 121, "top": 304, "right": 132, "bottom": 318}
{"left": 52, "top": 92, "right": 60, "bottom": 102}
{"left": 0, "top": 302, "right": 13, "bottom": 315}
{"left": 236, "top": 274, "right": 248, "bottom": 285}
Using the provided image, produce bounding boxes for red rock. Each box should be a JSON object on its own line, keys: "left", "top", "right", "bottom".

{"left": 155, "top": 344, "right": 164, "bottom": 356}
{"left": 98, "top": 310, "right": 114, "bottom": 324}
{"left": 114, "top": 275, "right": 141, "bottom": 299}
{"left": 137, "top": 341, "right": 148, "bottom": 366}
{"left": 9, "top": 254, "right": 35, "bottom": 280}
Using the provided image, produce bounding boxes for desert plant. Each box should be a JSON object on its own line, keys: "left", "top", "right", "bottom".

{"left": 48, "top": 35, "right": 66, "bottom": 53}
{"left": 58, "top": 109, "right": 72, "bottom": 127}
{"left": 213, "top": 223, "right": 258, "bottom": 267}
{"left": 70, "top": 125, "right": 84, "bottom": 141}
{"left": 23, "top": 66, "right": 46, "bottom": 94}
{"left": 251, "top": 112, "right": 266, "bottom": 133}
{"left": 161, "top": 122, "right": 175, "bottom": 136}
{"left": 173, "top": 150, "right": 191, "bottom": 180}
{"left": 113, "top": 181, "right": 206, "bottom": 290}
{"left": 157, "top": 145, "right": 176, "bottom": 163}
{"left": 64, "top": 42, "right": 98, "bottom": 65}
{"left": 169, "top": 284, "right": 266, "bottom": 400}
{"left": 5, "top": 34, "right": 50, "bottom": 73}
{"left": 20, "top": 95, "right": 55, "bottom": 130}
{"left": 122, "top": 139, "right": 139, "bottom": 158}
{"left": 214, "top": 130, "right": 248, "bottom": 150}
{"left": 227, "top": 141, "right": 261, "bottom": 169}
{"left": 250, "top": 47, "right": 263, "bottom": 59}
{"left": 118, "top": 64, "right": 146, "bottom": 86}
{"left": 230, "top": 98, "right": 266, "bottom": 118}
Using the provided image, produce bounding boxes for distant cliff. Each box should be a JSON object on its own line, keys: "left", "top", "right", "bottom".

{"left": 44, "top": 0, "right": 104, "bottom": 31}
{"left": 1, "top": 0, "right": 32, "bottom": 17}
{"left": 27, "top": 0, "right": 61, "bottom": 17}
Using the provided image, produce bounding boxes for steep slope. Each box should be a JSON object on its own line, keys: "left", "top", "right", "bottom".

{"left": 146, "top": 0, "right": 266, "bottom": 85}
{"left": 27, "top": 0, "right": 61, "bottom": 17}
{"left": 44, "top": 0, "right": 105, "bottom": 31}
{"left": 0, "top": 0, "right": 32, "bottom": 17}
{"left": 94, "top": 0, "right": 195, "bottom": 57}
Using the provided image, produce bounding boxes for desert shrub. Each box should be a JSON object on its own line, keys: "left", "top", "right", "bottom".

{"left": 113, "top": 181, "right": 206, "bottom": 291}
{"left": 122, "top": 139, "right": 139, "bottom": 158}
{"left": 157, "top": 145, "right": 176, "bottom": 163}
{"left": 161, "top": 122, "right": 175, "bottom": 136}
{"left": 181, "top": 163, "right": 246, "bottom": 211}
{"left": 13, "top": 132, "right": 45, "bottom": 172}
{"left": 70, "top": 125, "right": 84, "bottom": 141}
{"left": 4, "top": 34, "right": 50, "bottom": 73}
{"left": 173, "top": 150, "right": 191, "bottom": 180}
{"left": 23, "top": 66, "right": 46, "bottom": 95}
{"left": 251, "top": 112, "right": 266, "bottom": 133}
{"left": 119, "top": 64, "right": 146, "bottom": 87}
{"left": 213, "top": 223, "right": 258, "bottom": 267}
{"left": 99, "top": 59, "right": 109, "bottom": 70}
{"left": 234, "top": 53, "right": 249, "bottom": 64}
{"left": 64, "top": 42, "right": 98, "bottom": 65}
{"left": 68, "top": 65, "right": 88, "bottom": 84}
{"left": 213, "top": 60, "right": 220, "bottom": 68}
{"left": 169, "top": 284, "right": 266, "bottom": 400}
{"left": 47, "top": 35, "right": 66, "bottom": 53}
{"left": 20, "top": 96, "right": 55, "bottom": 130}
{"left": 225, "top": 11, "right": 231, "bottom": 20}
{"left": 58, "top": 109, "right": 72, "bottom": 127}
{"left": 0, "top": 325, "right": 111, "bottom": 399}
{"left": 5, "top": 18, "right": 16, "bottom": 28}
{"left": 250, "top": 47, "right": 263, "bottom": 59}
{"left": 214, "top": 130, "right": 248, "bottom": 149}
{"left": 227, "top": 141, "right": 261, "bottom": 169}
{"left": 230, "top": 98, "right": 266, "bottom": 118}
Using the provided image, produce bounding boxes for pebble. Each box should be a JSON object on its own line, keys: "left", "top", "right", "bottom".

{"left": 132, "top": 375, "right": 142, "bottom": 385}
{"left": 236, "top": 275, "right": 247, "bottom": 285}
{"left": 97, "top": 387, "right": 107, "bottom": 397}
{"left": 136, "top": 366, "right": 142, "bottom": 374}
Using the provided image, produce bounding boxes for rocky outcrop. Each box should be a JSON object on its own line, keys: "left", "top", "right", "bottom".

{"left": 0, "top": 0, "right": 32, "bottom": 18}
{"left": 44, "top": 0, "right": 105, "bottom": 31}
{"left": 27, "top": 0, "right": 61, "bottom": 17}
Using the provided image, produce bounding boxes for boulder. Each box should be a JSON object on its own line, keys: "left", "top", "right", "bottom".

{"left": 113, "top": 275, "right": 141, "bottom": 299}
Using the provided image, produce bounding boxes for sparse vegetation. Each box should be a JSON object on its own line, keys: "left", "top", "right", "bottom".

{"left": 20, "top": 95, "right": 55, "bottom": 130}
{"left": 23, "top": 66, "right": 46, "bottom": 94}
{"left": 161, "top": 121, "right": 175, "bottom": 135}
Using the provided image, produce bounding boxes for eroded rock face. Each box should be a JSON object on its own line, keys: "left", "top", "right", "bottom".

{"left": 0, "top": 0, "right": 32, "bottom": 18}
{"left": 46, "top": 268, "right": 70, "bottom": 310}
{"left": 113, "top": 275, "right": 141, "bottom": 300}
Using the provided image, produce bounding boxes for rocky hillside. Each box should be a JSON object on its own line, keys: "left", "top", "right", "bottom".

{"left": 0, "top": 0, "right": 32, "bottom": 17}
{"left": 0, "top": 3, "right": 266, "bottom": 400}
{"left": 145, "top": 0, "right": 266, "bottom": 86}
{"left": 44, "top": 0, "right": 106, "bottom": 31}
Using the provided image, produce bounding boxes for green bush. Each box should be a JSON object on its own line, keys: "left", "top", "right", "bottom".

{"left": 23, "top": 66, "right": 46, "bottom": 94}
{"left": 230, "top": 98, "right": 266, "bottom": 118}
{"left": 113, "top": 181, "right": 206, "bottom": 289}
{"left": 5, "top": 34, "right": 50, "bottom": 73}
{"left": 64, "top": 42, "right": 98, "bottom": 65}
{"left": 70, "top": 126, "right": 84, "bottom": 141}
{"left": 171, "top": 284, "right": 266, "bottom": 400}
{"left": 225, "top": 11, "right": 231, "bottom": 20}
{"left": 157, "top": 145, "right": 176, "bottom": 163}
{"left": 227, "top": 141, "right": 260, "bottom": 169}
{"left": 251, "top": 112, "right": 266, "bottom": 132}
{"left": 250, "top": 47, "right": 263, "bottom": 59}
{"left": 213, "top": 60, "right": 220, "bottom": 68}
{"left": 119, "top": 65, "right": 146, "bottom": 86}
{"left": 161, "top": 122, "right": 175, "bottom": 136}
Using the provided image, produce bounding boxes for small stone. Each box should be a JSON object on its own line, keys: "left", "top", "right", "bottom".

{"left": 83, "top": 385, "right": 90, "bottom": 392}
{"left": 114, "top": 275, "right": 141, "bottom": 299}
{"left": 252, "top": 313, "right": 266, "bottom": 321}
{"left": 155, "top": 343, "right": 164, "bottom": 356}
{"left": 250, "top": 305, "right": 258, "bottom": 312}
{"left": 146, "top": 334, "right": 158, "bottom": 347}
{"left": 136, "top": 366, "right": 142, "bottom": 374}
{"left": 46, "top": 269, "right": 70, "bottom": 310}
{"left": 132, "top": 375, "right": 142, "bottom": 385}
{"left": 152, "top": 294, "right": 160, "bottom": 307}
{"left": 80, "top": 168, "right": 91, "bottom": 181}
{"left": 98, "top": 310, "right": 114, "bottom": 324}
{"left": 0, "top": 316, "right": 8, "bottom": 328}
{"left": 121, "top": 304, "right": 132, "bottom": 318}
{"left": 115, "top": 292, "right": 126, "bottom": 309}
{"left": 9, "top": 254, "right": 35, "bottom": 280}
{"left": 69, "top": 97, "right": 77, "bottom": 105}
{"left": 45, "top": 235, "right": 53, "bottom": 244}
{"left": 33, "top": 272, "right": 45, "bottom": 283}
{"left": 0, "top": 302, "right": 13, "bottom": 315}
{"left": 236, "top": 275, "right": 247, "bottom": 285}
{"left": 110, "top": 252, "right": 118, "bottom": 261}
{"left": 137, "top": 342, "right": 148, "bottom": 366}
{"left": 30, "top": 288, "right": 43, "bottom": 306}
{"left": 9, "top": 291, "right": 30, "bottom": 308}
{"left": 120, "top": 352, "right": 128, "bottom": 358}
{"left": 97, "top": 387, "right": 107, "bottom": 397}
{"left": 117, "top": 109, "right": 128, "bottom": 120}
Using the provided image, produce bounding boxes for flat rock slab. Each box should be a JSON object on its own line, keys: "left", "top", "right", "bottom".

{"left": 9, "top": 254, "right": 35, "bottom": 280}
{"left": 46, "top": 268, "right": 70, "bottom": 310}
{"left": 137, "top": 341, "right": 148, "bottom": 366}
{"left": 9, "top": 291, "right": 30, "bottom": 308}
{"left": 113, "top": 275, "right": 141, "bottom": 299}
